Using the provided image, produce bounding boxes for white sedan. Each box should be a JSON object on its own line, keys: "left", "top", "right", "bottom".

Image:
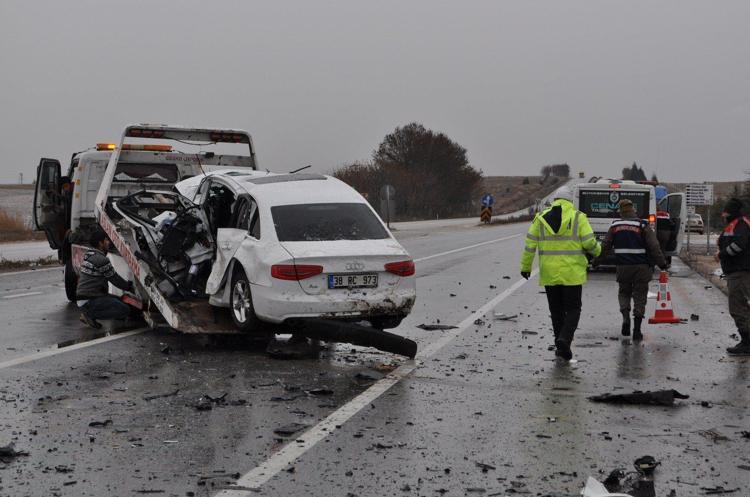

{"left": 175, "top": 170, "right": 417, "bottom": 332}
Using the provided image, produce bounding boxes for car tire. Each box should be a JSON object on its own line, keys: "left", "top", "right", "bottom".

{"left": 230, "top": 266, "right": 261, "bottom": 333}
{"left": 64, "top": 259, "right": 77, "bottom": 302}
{"left": 370, "top": 315, "right": 404, "bottom": 330}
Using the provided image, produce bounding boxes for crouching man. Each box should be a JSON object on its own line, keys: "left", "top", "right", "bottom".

{"left": 77, "top": 230, "right": 135, "bottom": 329}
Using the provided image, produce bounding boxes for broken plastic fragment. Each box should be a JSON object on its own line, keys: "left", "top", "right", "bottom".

{"left": 581, "top": 476, "right": 633, "bottom": 497}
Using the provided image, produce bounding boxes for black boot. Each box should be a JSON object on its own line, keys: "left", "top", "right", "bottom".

{"left": 727, "top": 331, "right": 750, "bottom": 355}
{"left": 554, "top": 339, "right": 573, "bottom": 361}
{"left": 621, "top": 312, "right": 631, "bottom": 337}
{"left": 632, "top": 318, "right": 643, "bottom": 341}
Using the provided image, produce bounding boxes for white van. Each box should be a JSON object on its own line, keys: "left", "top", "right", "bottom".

{"left": 573, "top": 179, "right": 686, "bottom": 262}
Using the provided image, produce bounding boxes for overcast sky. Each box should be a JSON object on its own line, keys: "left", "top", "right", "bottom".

{"left": 2, "top": 1, "right": 749, "bottom": 184}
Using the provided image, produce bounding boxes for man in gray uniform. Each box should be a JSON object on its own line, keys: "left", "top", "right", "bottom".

{"left": 716, "top": 198, "right": 750, "bottom": 355}
{"left": 77, "top": 230, "right": 135, "bottom": 329}
{"left": 596, "top": 199, "right": 667, "bottom": 341}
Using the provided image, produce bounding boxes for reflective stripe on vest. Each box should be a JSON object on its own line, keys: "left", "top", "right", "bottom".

{"left": 611, "top": 218, "right": 649, "bottom": 265}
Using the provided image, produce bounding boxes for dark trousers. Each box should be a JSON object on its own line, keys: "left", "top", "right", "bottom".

{"left": 545, "top": 285, "right": 582, "bottom": 344}
{"left": 616, "top": 264, "right": 653, "bottom": 319}
{"left": 727, "top": 271, "right": 750, "bottom": 340}
{"left": 81, "top": 296, "right": 131, "bottom": 321}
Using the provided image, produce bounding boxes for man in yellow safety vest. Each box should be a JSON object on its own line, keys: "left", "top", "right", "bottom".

{"left": 519, "top": 185, "right": 601, "bottom": 360}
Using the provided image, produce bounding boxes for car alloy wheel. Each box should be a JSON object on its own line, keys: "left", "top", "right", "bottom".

{"left": 232, "top": 279, "right": 251, "bottom": 323}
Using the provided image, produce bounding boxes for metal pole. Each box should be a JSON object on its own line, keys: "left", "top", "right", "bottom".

{"left": 686, "top": 210, "right": 691, "bottom": 254}
{"left": 706, "top": 205, "right": 710, "bottom": 255}
{"left": 386, "top": 193, "right": 390, "bottom": 230}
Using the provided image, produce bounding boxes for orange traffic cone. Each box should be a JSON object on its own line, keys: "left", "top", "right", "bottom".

{"left": 648, "top": 271, "right": 681, "bottom": 324}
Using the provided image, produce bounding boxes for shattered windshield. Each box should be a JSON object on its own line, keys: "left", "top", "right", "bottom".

{"left": 272, "top": 203, "right": 389, "bottom": 241}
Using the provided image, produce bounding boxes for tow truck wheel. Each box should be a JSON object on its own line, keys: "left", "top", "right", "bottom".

{"left": 64, "top": 260, "right": 77, "bottom": 302}
{"left": 230, "top": 267, "right": 261, "bottom": 332}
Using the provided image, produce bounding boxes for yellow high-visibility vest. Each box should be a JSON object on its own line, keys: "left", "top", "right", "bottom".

{"left": 519, "top": 199, "right": 601, "bottom": 286}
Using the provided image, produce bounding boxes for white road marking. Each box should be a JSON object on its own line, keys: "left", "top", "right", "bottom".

{"left": 414, "top": 233, "right": 522, "bottom": 263}
{"left": 216, "top": 268, "right": 539, "bottom": 496}
{"left": 3, "top": 291, "right": 43, "bottom": 299}
{"left": 0, "top": 328, "right": 149, "bottom": 370}
{"left": 0, "top": 266, "right": 60, "bottom": 277}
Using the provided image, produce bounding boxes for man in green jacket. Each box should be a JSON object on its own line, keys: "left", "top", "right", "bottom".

{"left": 519, "top": 186, "right": 601, "bottom": 360}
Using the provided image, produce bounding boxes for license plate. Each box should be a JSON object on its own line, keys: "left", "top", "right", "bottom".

{"left": 328, "top": 273, "right": 378, "bottom": 289}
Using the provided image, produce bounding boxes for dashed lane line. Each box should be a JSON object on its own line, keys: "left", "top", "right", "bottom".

{"left": 3, "top": 291, "right": 43, "bottom": 299}
{"left": 215, "top": 268, "right": 539, "bottom": 496}
{"left": 413, "top": 233, "right": 522, "bottom": 263}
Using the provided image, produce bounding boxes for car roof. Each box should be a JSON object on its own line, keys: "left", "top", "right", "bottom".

{"left": 188, "top": 169, "right": 368, "bottom": 206}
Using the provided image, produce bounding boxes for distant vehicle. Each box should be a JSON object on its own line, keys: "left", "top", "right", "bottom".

{"left": 572, "top": 179, "right": 686, "bottom": 264}
{"left": 686, "top": 213, "right": 704, "bottom": 234}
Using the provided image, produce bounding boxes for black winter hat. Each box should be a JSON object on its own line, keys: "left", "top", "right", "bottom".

{"left": 89, "top": 229, "right": 107, "bottom": 247}
{"left": 723, "top": 198, "right": 743, "bottom": 216}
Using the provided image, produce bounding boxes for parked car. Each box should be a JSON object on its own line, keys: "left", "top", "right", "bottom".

{"left": 686, "top": 213, "right": 704, "bottom": 234}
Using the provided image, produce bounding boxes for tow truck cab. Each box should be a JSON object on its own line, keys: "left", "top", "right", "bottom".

{"left": 573, "top": 179, "right": 686, "bottom": 262}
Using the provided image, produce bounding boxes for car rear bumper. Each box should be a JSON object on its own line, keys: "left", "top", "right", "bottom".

{"left": 251, "top": 282, "right": 416, "bottom": 323}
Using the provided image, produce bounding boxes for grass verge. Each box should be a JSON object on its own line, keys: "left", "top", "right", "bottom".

{"left": 0, "top": 256, "right": 60, "bottom": 273}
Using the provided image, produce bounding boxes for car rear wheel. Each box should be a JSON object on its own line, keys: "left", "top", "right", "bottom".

{"left": 64, "top": 259, "right": 77, "bottom": 302}
{"left": 230, "top": 267, "right": 261, "bottom": 332}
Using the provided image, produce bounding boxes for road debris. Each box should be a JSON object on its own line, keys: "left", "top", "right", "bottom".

{"left": 306, "top": 387, "right": 334, "bottom": 396}
{"left": 475, "top": 462, "right": 496, "bottom": 472}
{"left": 274, "top": 423, "right": 309, "bottom": 437}
{"left": 143, "top": 389, "right": 180, "bottom": 401}
{"left": 700, "top": 487, "right": 740, "bottom": 495}
{"left": 690, "top": 313, "right": 700, "bottom": 321}
{"left": 588, "top": 389, "right": 689, "bottom": 406}
{"left": 88, "top": 419, "right": 113, "bottom": 427}
{"left": 0, "top": 443, "right": 29, "bottom": 462}
{"left": 493, "top": 312, "right": 517, "bottom": 321}
{"left": 696, "top": 429, "right": 729, "bottom": 443}
{"left": 417, "top": 324, "right": 458, "bottom": 330}
{"left": 581, "top": 476, "right": 634, "bottom": 497}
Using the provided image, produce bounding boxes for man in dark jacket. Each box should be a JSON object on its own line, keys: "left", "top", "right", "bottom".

{"left": 716, "top": 198, "right": 750, "bottom": 355}
{"left": 77, "top": 230, "right": 134, "bottom": 329}
{"left": 595, "top": 199, "right": 667, "bottom": 341}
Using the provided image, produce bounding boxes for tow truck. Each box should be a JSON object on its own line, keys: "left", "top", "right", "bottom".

{"left": 34, "top": 124, "right": 258, "bottom": 332}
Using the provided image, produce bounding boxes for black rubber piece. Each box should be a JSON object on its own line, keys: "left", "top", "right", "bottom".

{"left": 285, "top": 318, "right": 418, "bottom": 359}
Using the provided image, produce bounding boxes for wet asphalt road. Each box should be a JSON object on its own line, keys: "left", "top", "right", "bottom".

{"left": 1, "top": 221, "right": 748, "bottom": 497}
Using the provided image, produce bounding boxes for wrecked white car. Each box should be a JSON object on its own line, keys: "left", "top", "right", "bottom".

{"left": 91, "top": 125, "right": 417, "bottom": 356}
{"left": 118, "top": 170, "right": 417, "bottom": 330}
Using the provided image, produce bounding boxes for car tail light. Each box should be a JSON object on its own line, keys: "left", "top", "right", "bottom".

{"left": 385, "top": 260, "right": 415, "bottom": 277}
{"left": 271, "top": 264, "right": 323, "bottom": 280}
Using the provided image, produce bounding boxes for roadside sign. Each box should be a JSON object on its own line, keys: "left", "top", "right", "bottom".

{"left": 379, "top": 184, "right": 396, "bottom": 201}
{"left": 686, "top": 183, "right": 713, "bottom": 206}
{"left": 687, "top": 205, "right": 696, "bottom": 215}
{"left": 481, "top": 194, "right": 494, "bottom": 207}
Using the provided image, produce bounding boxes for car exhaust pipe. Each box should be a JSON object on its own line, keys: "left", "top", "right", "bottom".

{"left": 284, "top": 318, "right": 417, "bottom": 359}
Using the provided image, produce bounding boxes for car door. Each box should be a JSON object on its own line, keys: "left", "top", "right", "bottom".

{"left": 658, "top": 193, "right": 687, "bottom": 255}
{"left": 33, "top": 158, "right": 65, "bottom": 250}
{"left": 206, "top": 194, "right": 259, "bottom": 295}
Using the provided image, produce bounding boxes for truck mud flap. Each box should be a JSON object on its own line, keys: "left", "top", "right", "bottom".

{"left": 285, "top": 318, "right": 417, "bottom": 359}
